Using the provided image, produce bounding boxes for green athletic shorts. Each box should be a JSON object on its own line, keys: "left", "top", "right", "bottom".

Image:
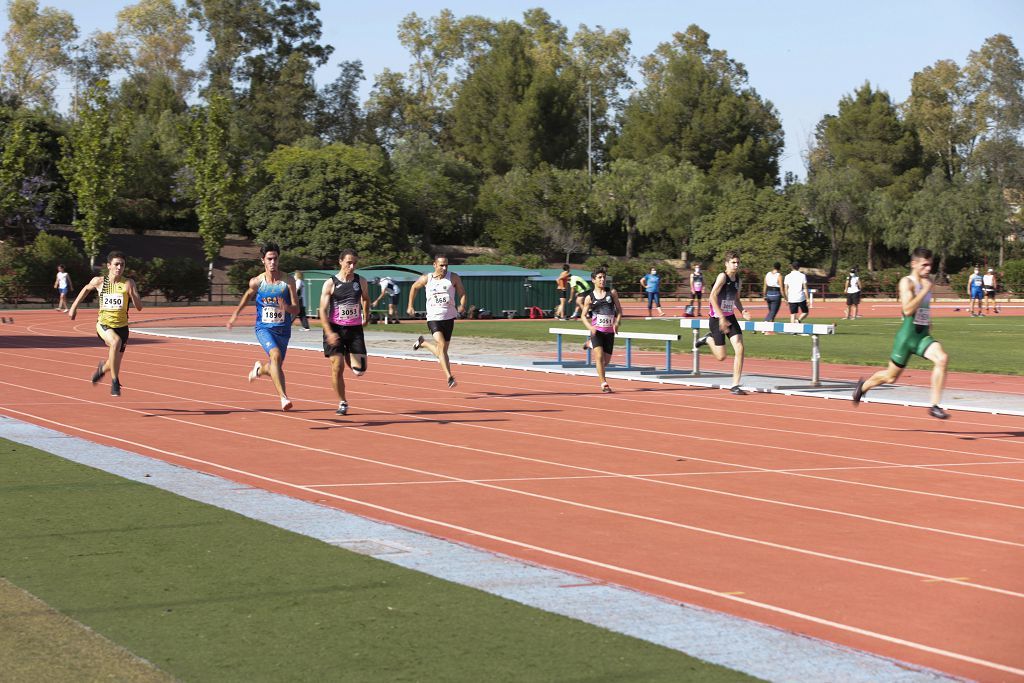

{"left": 889, "top": 316, "right": 935, "bottom": 368}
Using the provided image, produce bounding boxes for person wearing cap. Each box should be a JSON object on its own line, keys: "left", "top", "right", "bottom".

{"left": 982, "top": 268, "right": 999, "bottom": 314}
{"left": 640, "top": 266, "right": 665, "bottom": 317}
{"left": 844, "top": 267, "right": 862, "bottom": 320}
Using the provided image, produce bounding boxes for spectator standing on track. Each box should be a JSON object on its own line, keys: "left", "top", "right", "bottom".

{"left": 408, "top": 254, "right": 467, "bottom": 388}
{"left": 983, "top": 268, "right": 1000, "bottom": 314}
{"left": 319, "top": 249, "right": 370, "bottom": 415}
{"left": 54, "top": 264, "right": 72, "bottom": 312}
{"left": 853, "top": 247, "right": 950, "bottom": 420}
{"left": 372, "top": 275, "right": 401, "bottom": 324}
{"left": 580, "top": 268, "right": 623, "bottom": 393}
{"left": 568, "top": 272, "right": 592, "bottom": 319}
{"left": 688, "top": 264, "right": 704, "bottom": 316}
{"left": 763, "top": 262, "right": 782, "bottom": 330}
{"left": 293, "top": 271, "right": 310, "bottom": 330}
{"left": 844, "top": 267, "right": 862, "bottom": 320}
{"left": 640, "top": 266, "right": 665, "bottom": 317}
{"left": 783, "top": 261, "right": 809, "bottom": 323}
{"left": 227, "top": 243, "right": 299, "bottom": 411}
{"left": 67, "top": 251, "right": 143, "bottom": 398}
{"left": 968, "top": 266, "right": 985, "bottom": 317}
{"left": 554, "top": 264, "right": 571, "bottom": 320}
{"left": 693, "top": 250, "right": 751, "bottom": 394}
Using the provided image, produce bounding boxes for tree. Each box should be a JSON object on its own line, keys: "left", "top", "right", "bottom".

{"left": 591, "top": 156, "right": 710, "bottom": 258}
{"left": 614, "top": 25, "right": 783, "bottom": 187}
{"left": 246, "top": 143, "right": 401, "bottom": 263}
{"left": 807, "top": 83, "right": 924, "bottom": 271}
{"left": 57, "top": 80, "right": 128, "bottom": 267}
{"left": 186, "top": 93, "right": 237, "bottom": 284}
{"left": 0, "top": 112, "right": 44, "bottom": 237}
{"left": 390, "top": 132, "right": 479, "bottom": 246}
{"left": 691, "top": 179, "right": 825, "bottom": 275}
{"left": 314, "top": 59, "right": 366, "bottom": 144}
{"left": 1, "top": 0, "right": 78, "bottom": 109}
{"left": 115, "top": 0, "right": 197, "bottom": 99}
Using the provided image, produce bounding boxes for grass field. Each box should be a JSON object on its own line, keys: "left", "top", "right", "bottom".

{"left": 0, "top": 439, "right": 755, "bottom": 682}
{"left": 439, "top": 316, "right": 1024, "bottom": 376}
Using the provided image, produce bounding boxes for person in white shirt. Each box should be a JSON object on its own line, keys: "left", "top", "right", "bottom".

{"left": 54, "top": 264, "right": 73, "bottom": 312}
{"left": 293, "top": 271, "right": 310, "bottom": 330}
{"left": 783, "top": 261, "right": 809, "bottom": 323}
{"left": 408, "top": 255, "right": 467, "bottom": 388}
{"left": 373, "top": 276, "right": 402, "bottom": 323}
{"left": 844, "top": 267, "right": 862, "bottom": 320}
{"left": 982, "top": 268, "right": 999, "bottom": 314}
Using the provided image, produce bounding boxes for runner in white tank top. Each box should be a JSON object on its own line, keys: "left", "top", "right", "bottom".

{"left": 407, "top": 255, "right": 467, "bottom": 388}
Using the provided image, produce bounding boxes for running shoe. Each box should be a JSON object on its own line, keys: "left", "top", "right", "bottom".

{"left": 247, "top": 361, "right": 261, "bottom": 383}
{"left": 601, "top": 382, "right": 612, "bottom": 393}
{"left": 729, "top": 385, "right": 747, "bottom": 395}
{"left": 91, "top": 361, "right": 105, "bottom": 384}
{"left": 928, "top": 405, "right": 950, "bottom": 420}
{"left": 336, "top": 401, "right": 348, "bottom": 416}
{"left": 280, "top": 395, "right": 293, "bottom": 411}
{"left": 582, "top": 338, "right": 592, "bottom": 351}
{"left": 447, "top": 376, "right": 457, "bottom": 389}
{"left": 852, "top": 378, "right": 866, "bottom": 406}
{"left": 413, "top": 335, "right": 424, "bottom": 351}
{"left": 110, "top": 379, "right": 121, "bottom": 397}
{"left": 693, "top": 334, "right": 710, "bottom": 350}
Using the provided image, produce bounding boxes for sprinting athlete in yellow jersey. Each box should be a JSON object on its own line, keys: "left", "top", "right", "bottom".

{"left": 68, "top": 251, "right": 143, "bottom": 397}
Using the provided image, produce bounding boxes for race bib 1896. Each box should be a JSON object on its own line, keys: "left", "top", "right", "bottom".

{"left": 261, "top": 306, "right": 284, "bottom": 325}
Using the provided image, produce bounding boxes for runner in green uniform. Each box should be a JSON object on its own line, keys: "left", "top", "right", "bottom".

{"left": 852, "top": 247, "right": 950, "bottom": 419}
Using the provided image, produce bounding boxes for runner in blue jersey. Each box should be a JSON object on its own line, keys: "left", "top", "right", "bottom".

{"left": 227, "top": 243, "right": 299, "bottom": 410}
{"left": 968, "top": 266, "right": 984, "bottom": 317}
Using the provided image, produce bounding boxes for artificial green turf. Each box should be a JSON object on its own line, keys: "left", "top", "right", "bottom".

{"left": 424, "top": 315, "right": 1024, "bottom": 375}
{"left": 0, "top": 439, "right": 758, "bottom": 682}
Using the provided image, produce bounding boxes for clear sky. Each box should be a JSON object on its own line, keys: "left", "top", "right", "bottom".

{"left": 5, "top": 0, "right": 1021, "bottom": 180}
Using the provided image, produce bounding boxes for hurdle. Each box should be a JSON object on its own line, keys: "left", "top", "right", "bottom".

{"left": 680, "top": 319, "right": 836, "bottom": 386}
{"left": 543, "top": 327, "right": 682, "bottom": 372}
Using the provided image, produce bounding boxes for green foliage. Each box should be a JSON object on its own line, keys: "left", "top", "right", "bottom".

{"left": 691, "top": 180, "right": 826, "bottom": 275}
{"left": 23, "top": 232, "right": 90, "bottom": 291}
{"left": 186, "top": 93, "right": 236, "bottom": 263}
{"left": 57, "top": 80, "right": 128, "bottom": 264}
{"left": 580, "top": 256, "right": 678, "bottom": 294}
{"left": 0, "top": 240, "right": 30, "bottom": 302}
{"left": 225, "top": 254, "right": 320, "bottom": 295}
{"left": 614, "top": 25, "right": 783, "bottom": 187}
{"left": 462, "top": 252, "right": 547, "bottom": 268}
{"left": 132, "top": 255, "right": 209, "bottom": 301}
{"left": 1002, "top": 259, "right": 1024, "bottom": 293}
{"left": 247, "top": 143, "right": 401, "bottom": 263}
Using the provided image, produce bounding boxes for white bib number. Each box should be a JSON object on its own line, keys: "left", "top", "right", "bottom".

{"left": 913, "top": 307, "right": 931, "bottom": 325}
{"left": 261, "top": 306, "right": 284, "bottom": 324}
{"left": 593, "top": 313, "right": 614, "bottom": 329}
{"left": 332, "top": 304, "right": 361, "bottom": 326}
{"left": 100, "top": 293, "right": 124, "bottom": 311}
{"left": 432, "top": 293, "right": 450, "bottom": 306}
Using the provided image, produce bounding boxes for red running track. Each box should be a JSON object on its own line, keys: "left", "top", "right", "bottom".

{"left": 2, "top": 309, "right": 1024, "bottom": 681}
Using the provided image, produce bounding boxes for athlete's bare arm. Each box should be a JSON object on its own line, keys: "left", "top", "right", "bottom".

{"left": 899, "top": 276, "right": 931, "bottom": 316}
{"left": 126, "top": 278, "right": 143, "bottom": 311}
{"left": 319, "top": 279, "right": 339, "bottom": 344}
{"left": 360, "top": 277, "right": 371, "bottom": 326}
{"left": 227, "top": 275, "right": 261, "bottom": 329}
{"left": 67, "top": 276, "right": 103, "bottom": 320}
{"left": 611, "top": 289, "right": 623, "bottom": 332}
{"left": 406, "top": 275, "right": 427, "bottom": 316}
{"left": 451, "top": 273, "right": 467, "bottom": 315}
{"left": 580, "top": 295, "right": 593, "bottom": 333}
